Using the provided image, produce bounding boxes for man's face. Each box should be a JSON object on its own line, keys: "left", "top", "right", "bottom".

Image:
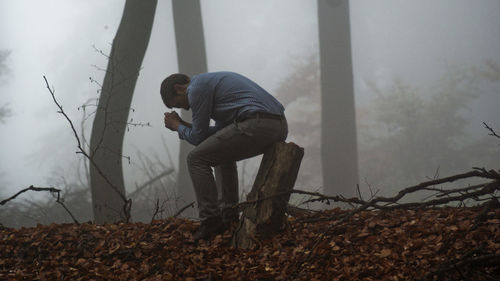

{"left": 166, "top": 84, "right": 189, "bottom": 110}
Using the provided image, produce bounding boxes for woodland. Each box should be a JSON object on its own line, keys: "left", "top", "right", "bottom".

{"left": 1, "top": 0, "right": 499, "bottom": 280}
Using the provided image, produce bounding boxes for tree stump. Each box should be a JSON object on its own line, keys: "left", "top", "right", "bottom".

{"left": 232, "top": 142, "right": 304, "bottom": 249}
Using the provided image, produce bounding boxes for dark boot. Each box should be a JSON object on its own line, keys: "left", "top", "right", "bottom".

{"left": 192, "top": 216, "right": 226, "bottom": 241}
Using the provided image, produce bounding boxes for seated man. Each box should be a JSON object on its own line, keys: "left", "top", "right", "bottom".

{"left": 161, "top": 71, "right": 287, "bottom": 240}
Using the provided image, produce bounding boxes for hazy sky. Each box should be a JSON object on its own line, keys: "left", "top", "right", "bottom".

{"left": 0, "top": 0, "right": 499, "bottom": 198}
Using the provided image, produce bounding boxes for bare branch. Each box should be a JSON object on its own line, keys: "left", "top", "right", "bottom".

{"left": 129, "top": 168, "right": 175, "bottom": 199}
{"left": 1, "top": 186, "right": 60, "bottom": 205}
{"left": 483, "top": 122, "right": 500, "bottom": 140}
{"left": 287, "top": 168, "right": 500, "bottom": 279}
{"left": 173, "top": 201, "right": 195, "bottom": 218}
{"left": 0, "top": 185, "right": 79, "bottom": 224}
{"left": 43, "top": 76, "right": 84, "bottom": 152}
{"left": 151, "top": 199, "right": 160, "bottom": 224}
{"left": 43, "top": 76, "right": 131, "bottom": 222}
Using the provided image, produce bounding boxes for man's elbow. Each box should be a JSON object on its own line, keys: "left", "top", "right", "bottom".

{"left": 189, "top": 134, "right": 206, "bottom": 146}
{"left": 190, "top": 139, "right": 202, "bottom": 146}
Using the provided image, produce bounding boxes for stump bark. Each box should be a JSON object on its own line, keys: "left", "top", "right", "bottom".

{"left": 232, "top": 142, "right": 304, "bottom": 249}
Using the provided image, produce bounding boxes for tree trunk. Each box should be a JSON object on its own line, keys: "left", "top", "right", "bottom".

{"left": 318, "top": 0, "right": 359, "bottom": 200}
{"left": 172, "top": 0, "right": 208, "bottom": 218}
{"left": 89, "top": 0, "right": 157, "bottom": 224}
{"left": 232, "top": 142, "right": 304, "bottom": 249}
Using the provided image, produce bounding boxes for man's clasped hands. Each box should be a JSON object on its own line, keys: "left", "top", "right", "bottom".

{"left": 164, "top": 111, "right": 181, "bottom": 131}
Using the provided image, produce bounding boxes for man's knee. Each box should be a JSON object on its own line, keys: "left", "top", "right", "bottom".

{"left": 186, "top": 149, "right": 200, "bottom": 167}
{"left": 187, "top": 147, "right": 215, "bottom": 169}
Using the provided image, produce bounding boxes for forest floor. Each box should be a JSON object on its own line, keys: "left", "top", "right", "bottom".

{"left": 1, "top": 207, "right": 499, "bottom": 280}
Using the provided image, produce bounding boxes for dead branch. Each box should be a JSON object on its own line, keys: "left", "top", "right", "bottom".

{"left": 150, "top": 199, "right": 160, "bottom": 224}
{"left": 293, "top": 189, "right": 364, "bottom": 207}
{"left": 0, "top": 185, "right": 79, "bottom": 224}
{"left": 289, "top": 167, "right": 500, "bottom": 279}
{"left": 1, "top": 186, "right": 59, "bottom": 205}
{"left": 297, "top": 168, "right": 499, "bottom": 220}
{"left": 364, "top": 168, "right": 498, "bottom": 207}
{"left": 126, "top": 118, "right": 152, "bottom": 130}
{"left": 231, "top": 169, "right": 498, "bottom": 220}
{"left": 173, "top": 201, "right": 195, "bottom": 218}
{"left": 483, "top": 121, "right": 500, "bottom": 140}
{"left": 43, "top": 76, "right": 131, "bottom": 222}
{"left": 286, "top": 204, "right": 318, "bottom": 217}
{"left": 129, "top": 168, "right": 174, "bottom": 199}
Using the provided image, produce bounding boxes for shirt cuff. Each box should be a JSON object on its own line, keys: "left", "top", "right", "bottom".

{"left": 177, "top": 124, "right": 188, "bottom": 140}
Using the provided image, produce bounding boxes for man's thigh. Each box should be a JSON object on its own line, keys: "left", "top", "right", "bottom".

{"left": 190, "top": 119, "right": 283, "bottom": 166}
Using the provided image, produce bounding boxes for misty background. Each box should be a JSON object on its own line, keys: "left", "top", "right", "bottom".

{"left": 1, "top": 0, "right": 499, "bottom": 226}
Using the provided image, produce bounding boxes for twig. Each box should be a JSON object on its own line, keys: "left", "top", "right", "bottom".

{"left": 151, "top": 199, "right": 160, "bottom": 224}
{"left": 43, "top": 76, "right": 131, "bottom": 222}
{"left": 364, "top": 177, "right": 379, "bottom": 199}
{"left": 43, "top": 76, "right": 85, "bottom": 153}
{"left": 1, "top": 186, "right": 59, "bottom": 205}
{"left": 173, "top": 201, "right": 195, "bottom": 218}
{"left": 356, "top": 184, "right": 363, "bottom": 201}
{"left": 129, "top": 168, "right": 174, "bottom": 198}
{"left": 483, "top": 122, "right": 500, "bottom": 140}
{"left": 293, "top": 189, "right": 363, "bottom": 206}
{"left": 126, "top": 118, "right": 152, "bottom": 130}
{"left": 0, "top": 185, "right": 79, "bottom": 224}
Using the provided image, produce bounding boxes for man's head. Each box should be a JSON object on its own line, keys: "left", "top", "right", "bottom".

{"left": 160, "top": 73, "right": 190, "bottom": 110}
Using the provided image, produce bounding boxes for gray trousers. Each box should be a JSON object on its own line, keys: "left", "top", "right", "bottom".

{"left": 186, "top": 116, "right": 288, "bottom": 220}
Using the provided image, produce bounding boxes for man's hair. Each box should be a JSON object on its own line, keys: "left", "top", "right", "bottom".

{"left": 160, "top": 73, "right": 190, "bottom": 106}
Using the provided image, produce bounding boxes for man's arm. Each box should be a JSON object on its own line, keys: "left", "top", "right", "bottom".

{"left": 180, "top": 119, "right": 192, "bottom": 128}
{"left": 165, "top": 111, "right": 222, "bottom": 144}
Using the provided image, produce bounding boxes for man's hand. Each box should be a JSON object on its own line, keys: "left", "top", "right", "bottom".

{"left": 164, "top": 111, "right": 181, "bottom": 131}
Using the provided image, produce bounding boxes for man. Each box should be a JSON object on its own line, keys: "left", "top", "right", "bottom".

{"left": 161, "top": 71, "right": 287, "bottom": 240}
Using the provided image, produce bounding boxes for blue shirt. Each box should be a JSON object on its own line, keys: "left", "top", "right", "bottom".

{"left": 178, "top": 71, "right": 285, "bottom": 145}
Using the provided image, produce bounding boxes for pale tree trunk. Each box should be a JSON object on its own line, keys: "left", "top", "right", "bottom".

{"left": 318, "top": 0, "right": 359, "bottom": 199}
{"left": 89, "top": 0, "right": 157, "bottom": 224}
{"left": 172, "top": 0, "right": 208, "bottom": 217}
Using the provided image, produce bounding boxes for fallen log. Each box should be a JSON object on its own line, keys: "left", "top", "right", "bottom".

{"left": 232, "top": 142, "right": 304, "bottom": 249}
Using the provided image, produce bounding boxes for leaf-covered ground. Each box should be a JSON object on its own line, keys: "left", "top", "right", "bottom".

{"left": 1, "top": 207, "right": 499, "bottom": 280}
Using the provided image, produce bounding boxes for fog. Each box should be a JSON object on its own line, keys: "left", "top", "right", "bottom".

{"left": 1, "top": 0, "right": 499, "bottom": 212}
